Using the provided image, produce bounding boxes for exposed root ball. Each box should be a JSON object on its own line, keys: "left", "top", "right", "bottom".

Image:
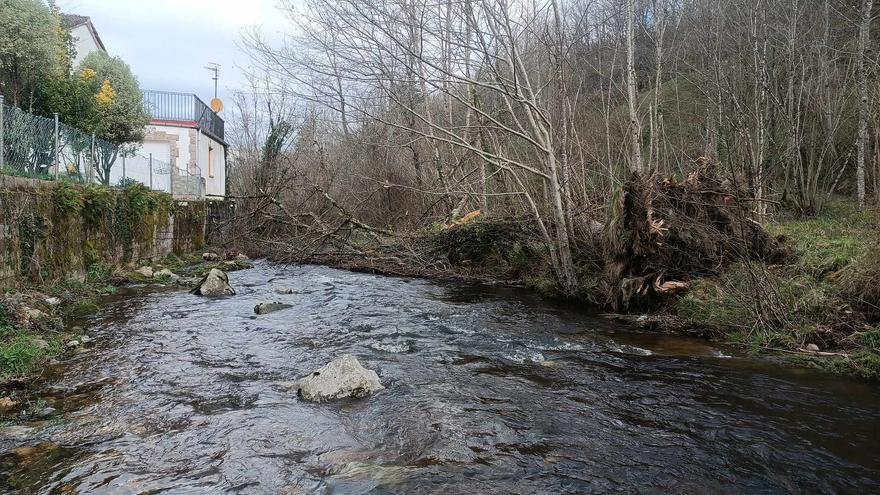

{"left": 603, "top": 162, "right": 789, "bottom": 311}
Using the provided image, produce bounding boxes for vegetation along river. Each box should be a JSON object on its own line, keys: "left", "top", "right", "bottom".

{"left": 1, "top": 261, "right": 878, "bottom": 494}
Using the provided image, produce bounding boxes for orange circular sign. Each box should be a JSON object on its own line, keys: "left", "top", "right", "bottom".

{"left": 210, "top": 98, "right": 224, "bottom": 113}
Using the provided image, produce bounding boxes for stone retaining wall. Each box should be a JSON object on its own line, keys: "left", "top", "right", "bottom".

{"left": 0, "top": 175, "right": 206, "bottom": 288}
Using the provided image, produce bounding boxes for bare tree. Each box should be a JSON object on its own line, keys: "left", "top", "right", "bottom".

{"left": 229, "top": 0, "right": 879, "bottom": 295}
{"left": 857, "top": 0, "right": 874, "bottom": 207}
{"left": 625, "top": 0, "right": 643, "bottom": 173}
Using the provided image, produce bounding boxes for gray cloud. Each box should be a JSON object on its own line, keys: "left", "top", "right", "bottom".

{"left": 56, "top": 0, "right": 289, "bottom": 103}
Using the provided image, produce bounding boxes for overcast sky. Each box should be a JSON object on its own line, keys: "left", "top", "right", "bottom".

{"left": 56, "top": 0, "right": 290, "bottom": 103}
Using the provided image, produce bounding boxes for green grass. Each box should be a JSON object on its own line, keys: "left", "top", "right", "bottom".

{"left": 47, "top": 262, "right": 116, "bottom": 319}
{"left": 0, "top": 167, "right": 53, "bottom": 181}
{"left": 857, "top": 326, "right": 880, "bottom": 351}
{"left": 677, "top": 199, "right": 880, "bottom": 379}
{"left": 677, "top": 271, "right": 752, "bottom": 330}
{"left": 0, "top": 304, "right": 61, "bottom": 380}
{"left": 162, "top": 252, "right": 204, "bottom": 271}
{"left": 0, "top": 333, "right": 55, "bottom": 378}
{"left": 791, "top": 349, "right": 880, "bottom": 381}
{"left": 767, "top": 199, "right": 876, "bottom": 277}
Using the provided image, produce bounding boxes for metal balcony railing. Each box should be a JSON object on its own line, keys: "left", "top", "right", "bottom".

{"left": 142, "top": 90, "right": 225, "bottom": 142}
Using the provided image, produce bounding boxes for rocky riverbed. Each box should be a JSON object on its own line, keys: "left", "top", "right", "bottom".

{"left": 1, "top": 261, "right": 878, "bottom": 493}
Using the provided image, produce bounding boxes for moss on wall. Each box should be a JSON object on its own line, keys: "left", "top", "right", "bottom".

{"left": 173, "top": 201, "right": 206, "bottom": 254}
{"left": 0, "top": 176, "right": 207, "bottom": 288}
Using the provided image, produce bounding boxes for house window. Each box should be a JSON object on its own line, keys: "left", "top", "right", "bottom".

{"left": 208, "top": 145, "right": 215, "bottom": 177}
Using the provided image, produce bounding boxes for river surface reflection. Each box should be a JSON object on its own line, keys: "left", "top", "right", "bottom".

{"left": 1, "top": 262, "right": 878, "bottom": 494}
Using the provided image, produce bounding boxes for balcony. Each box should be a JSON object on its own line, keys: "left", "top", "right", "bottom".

{"left": 142, "top": 90, "right": 225, "bottom": 143}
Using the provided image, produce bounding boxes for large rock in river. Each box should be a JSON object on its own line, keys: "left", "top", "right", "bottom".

{"left": 191, "top": 269, "right": 236, "bottom": 297}
{"left": 295, "top": 355, "right": 384, "bottom": 402}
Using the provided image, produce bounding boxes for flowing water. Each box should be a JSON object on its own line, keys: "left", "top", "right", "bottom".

{"left": 1, "top": 262, "right": 879, "bottom": 494}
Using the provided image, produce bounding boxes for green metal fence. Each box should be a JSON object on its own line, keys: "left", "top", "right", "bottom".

{"left": 0, "top": 95, "right": 107, "bottom": 182}
{"left": 0, "top": 94, "right": 204, "bottom": 198}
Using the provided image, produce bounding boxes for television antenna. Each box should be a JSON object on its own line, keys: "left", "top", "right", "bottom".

{"left": 205, "top": 63, "right": 223, "bottom": 112}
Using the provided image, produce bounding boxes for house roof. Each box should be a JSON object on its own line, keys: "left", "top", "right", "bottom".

{"left": 62, "top": 14, "right": 107, "bottom": 53}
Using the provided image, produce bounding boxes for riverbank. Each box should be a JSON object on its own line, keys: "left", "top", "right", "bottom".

{"left": 2, "top": 261, "right": 878, "bottom": 493}
{"left": 245, "top": 198, "right": 879, "bottom": 381}
{"left": 0, "top": 252, "right": 253, "bottom": 423}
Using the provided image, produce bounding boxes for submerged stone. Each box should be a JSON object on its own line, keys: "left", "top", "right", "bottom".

{"left": 254, "top": 302, "right": 293, "bottom": 315}
{"left": 38, "top": 406, "right": 57, "bottom": 417}
{"left": 295, "top": 355, "right": 384, "bottom": 402}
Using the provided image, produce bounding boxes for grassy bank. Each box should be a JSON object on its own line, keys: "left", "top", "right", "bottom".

{"left": 675, "top": 200, "right": 880, "bottom": 379}
{"left": 0, "top": 261, "right": 121, "bottom": 390}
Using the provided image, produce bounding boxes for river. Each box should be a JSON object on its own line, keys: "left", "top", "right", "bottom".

{"left": 1, "top": 262, "right": 878, "bottom": 494}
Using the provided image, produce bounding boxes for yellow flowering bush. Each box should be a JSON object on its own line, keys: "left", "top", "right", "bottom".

{"left": 96, "top": 79, "right": 117, "bottom": 106}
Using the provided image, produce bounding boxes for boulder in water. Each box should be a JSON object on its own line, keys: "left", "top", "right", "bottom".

{"left": 191, "top": 269, "right": 235, "bottom": 297}
{"left": 295, "top": 355, "right": 384, "bottom": 402}
{"left": 254, "top": 302, "right": 293, "bottom": 315}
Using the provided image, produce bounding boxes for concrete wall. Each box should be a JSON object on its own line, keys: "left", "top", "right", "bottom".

{"left": 70, "top": 24, "right": 103, "bottom": 69}
{"left": 108, "top": 126, "right": 182, "bottom": 192}
{"left": 197, "top": 131, "right": 226, "bottom": 199}
{"left": 0, "top": 176, "right": 206, "bottom": 289}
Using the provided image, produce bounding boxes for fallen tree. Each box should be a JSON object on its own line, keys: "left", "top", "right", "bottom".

{"left": 602, "top": 160, "right": 790, "bottom": 311}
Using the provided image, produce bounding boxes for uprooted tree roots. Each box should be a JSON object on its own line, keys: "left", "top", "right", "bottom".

{"left": 602, "top": 164, "right": 790, "bottom": 312}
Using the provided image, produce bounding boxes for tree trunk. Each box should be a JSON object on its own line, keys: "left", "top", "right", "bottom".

{"left": 857, "top": 0, "right": 873, "bottom": 208}
{"left": 626, "top": 0, "right": 643, "bottom": 173}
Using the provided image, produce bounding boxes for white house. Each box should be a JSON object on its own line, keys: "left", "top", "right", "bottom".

{"left": 62, "top": 13, "right": 227, "bottom": 199}
{"left": 129, "top": 91, "right": 228, "bottom": 199}
{"left": 63, "top": 14, "right": 106, "bottom": 68}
